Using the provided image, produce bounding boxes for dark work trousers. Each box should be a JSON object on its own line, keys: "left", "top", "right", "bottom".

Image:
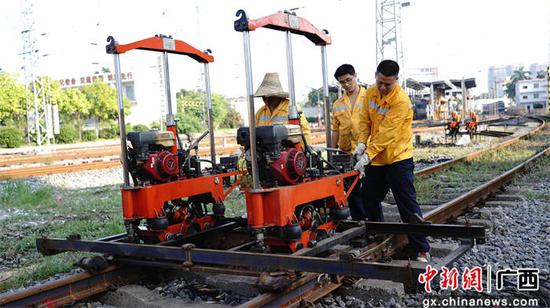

{"left": 362, "top": 158, "right": 430, "bottom": 253}
{"left": 348, "top": 177, "right": 368, "bottom": 220}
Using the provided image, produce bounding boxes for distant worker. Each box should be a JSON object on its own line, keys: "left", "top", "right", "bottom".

{"left": 254, "top": 72, "right": 311, "bottom": 144}
{"left": 355, "top": 60, "right": 431, "bottom": 262}
{"left": 469, "top": 111, "right": 479, "bottom": 124}
{"left": 331, "top": 64, "right": 368, "bottom": 220}
{"left": 450, "top": 110, "right": 461, "bottom": 123}
{"left": 448, "top": 111, "right": 461, "bottom": 139}
{"left": 465, "top": 111, "right": 479, "bottom": 138}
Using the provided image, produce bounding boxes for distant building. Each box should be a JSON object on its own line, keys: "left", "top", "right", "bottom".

{"left": 59, "top": 56, "right": 177, "bottom": 126}
{"left": 480, "top": 100, "right": 505, "bottom": 115}
{"left": 488, "top": 63, "right": 548, "bottom": 98}
{"left": 515, "top": 78, "right": 548, "bottom": 113}
{"left": 406, "top": 67, "right": 438, "bottom": 82}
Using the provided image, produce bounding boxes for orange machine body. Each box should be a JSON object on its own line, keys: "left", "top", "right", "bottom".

{"left": 245, "top": 170, "right": 358, "bottom": 252}
{"left": 122, "top": 171, "right": 240, "bottom": 241}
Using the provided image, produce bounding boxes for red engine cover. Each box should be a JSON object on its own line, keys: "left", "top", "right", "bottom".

{"left": 270, "top": 148, "right": 307, "bottom": 185}
{"left": 143, "top": 150, "right": 179, "bottom": 182}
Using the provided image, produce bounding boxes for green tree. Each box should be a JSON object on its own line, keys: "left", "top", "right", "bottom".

{"left": 81, "top": 81, "right": 129, "bottom": 133}
{"left": 175, "top": 89, "right": 239, "bottom": 133}
{"left": 535, "top": 70, "right": 547, "bottom": 79}
{"left": 58, "top": 88, "right": 91, "bottom": 140}
{"left": 0, "top": 73, "right": 26, "bottom": 126}
{"left": 220, "top": 108, "right": 243, "bottom": 128}
{"left": 510, "top": 67, "right": 530, "bottom": 82}
{"left": 304, "top": 86, "right": 339, "bottom": 109}
{"left": 505, "top": 67, "right": 530, "bottom": 102}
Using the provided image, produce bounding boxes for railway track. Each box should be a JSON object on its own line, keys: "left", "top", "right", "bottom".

{"left": 0, "top": 117, "right": 544, "bottom": 307}
{"left": 0, "top": 121, "right": 486, "bottom": 180}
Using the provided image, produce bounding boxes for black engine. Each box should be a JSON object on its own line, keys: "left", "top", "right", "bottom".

{"left": 127, "top": 130, "right": 201, "bottom": 185}
{"left": 237, "top": 125, "right": 322, "bottom": 187}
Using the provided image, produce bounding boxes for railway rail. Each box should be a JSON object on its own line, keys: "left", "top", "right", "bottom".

{"left": 0, "top": 117, "right": 518, "bottom": 180}
{"left": 0, "top": 117, "right": 545, "bottom": 307}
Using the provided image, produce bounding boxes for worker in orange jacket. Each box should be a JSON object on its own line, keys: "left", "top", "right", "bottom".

{"left": 354, "top": 60, "right": 430, "bottom": 262}
{"left": 331, "top": 64, "right": 368, "bottom": 220}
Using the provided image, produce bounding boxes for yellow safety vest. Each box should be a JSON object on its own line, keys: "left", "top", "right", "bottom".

{"left": 255, "top": 99, "right": 312, "bottom": 144}
{"left": 331, "top": 86, "right": 367, "bottom": 153}
{"left": 358, "top": 84, "right": 413, "bottom": 166}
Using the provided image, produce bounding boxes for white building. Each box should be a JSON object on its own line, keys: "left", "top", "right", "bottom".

{"left": 515, "top": 78, "right": 548, "bottom": 113}
{"left": 406, "top": 67, "right": 439, "bottom": 82}
{"left": 488, "top": 63, "right": 548, "bottom": 98}
{"left": 59, "top": 55, "right": 177, "bottom": 126}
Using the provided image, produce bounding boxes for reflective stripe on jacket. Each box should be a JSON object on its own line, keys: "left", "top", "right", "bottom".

{"left": 331, "top": 86, "right": 367, "bottom": 153}
{"left": 358, "top": 84, "right": 413, "bottom": 166}
{"left": 255, "top": 99, "right": 312, "bottom": 144}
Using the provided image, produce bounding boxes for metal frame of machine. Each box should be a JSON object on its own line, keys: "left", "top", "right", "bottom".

{"left": 233, "top": 10, "right": 362, "bottom": 252}
{"left": 106, "top": 35, "right": 241, "bottom": 243}
{"left": 37, "top": 220, "right": 485, "bottom": 287}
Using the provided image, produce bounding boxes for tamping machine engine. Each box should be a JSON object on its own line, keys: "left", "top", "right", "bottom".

{"left": 234, "top": 10, "right": 359, "bottom": 252}
{"left": 107, "top": 35, "right": 240, "bottom": 243}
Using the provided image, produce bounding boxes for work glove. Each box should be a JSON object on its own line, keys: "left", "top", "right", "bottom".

{"left": 353, "top": 143, "right": 366, "bottom": 160}
{"left": 353, "top": 154, "right": 370, "bottom": 178}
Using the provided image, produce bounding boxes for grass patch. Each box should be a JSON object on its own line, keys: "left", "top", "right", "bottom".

{"left": 0, "top": 252, "right": 95, "bottom": 292}
{"left": 0, "top": 181, "right": 57, "bottom": 210}
{"left": 0, "top": 183, "right": 122, "bottom": 291}
{"left": 224, "top": 190, "right": 246, "bottom": 217}
{"left": 415, "top": 133, "right": 549, "bottom": 204}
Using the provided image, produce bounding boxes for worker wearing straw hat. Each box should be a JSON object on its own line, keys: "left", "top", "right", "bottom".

{"left": 254, "top": 72, "right": 311, "bottom": 144}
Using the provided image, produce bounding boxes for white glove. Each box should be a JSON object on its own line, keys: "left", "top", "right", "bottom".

{"left": 353, "top": 143, "right": 366, "bottom": 160}
{"left": 353, "top": 154, "right": 370, "bottom": 178}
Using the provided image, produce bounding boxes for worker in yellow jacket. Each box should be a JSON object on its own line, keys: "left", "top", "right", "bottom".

{"left": 331, "top": 64, "right": 368, "bottom": 220}
{"left": 254, "top": 72, "right": 311, "bottom": 144}
{"left": 355, "top": 60, "right": 430, "bottom": 262}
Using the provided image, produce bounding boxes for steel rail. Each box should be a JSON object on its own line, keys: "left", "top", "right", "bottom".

{"left": 0, "top": 266, "right": 143, "bottom": 307}
{"left": 0, "top": 119, "right": 498, "bottom": 167}
{"left": 0, "top": 146, "right": 240, "bottom": 180}
{"left": 0, "top": 117, "right": 523, "bottom": 179}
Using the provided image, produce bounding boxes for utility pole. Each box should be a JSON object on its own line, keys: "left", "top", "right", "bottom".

{"left": 375, "top": 0, "right": 408, "bottom": 88}
{"left": 461, "top": 77, "right": 467, "bottom": 121}
{"left": 20, "top": 0, "right": 52, "bottom": 147}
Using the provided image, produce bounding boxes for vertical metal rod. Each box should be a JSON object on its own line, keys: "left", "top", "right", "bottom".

{"left": 163, "top": 51, "right": 175, "bottom": 126}
{"left": 285, "top": 31, "right": 298, "bottom": 120}
{"left": 430, "top": 83, "right": 435, "bottom": 120}
{"left": 32, "top": 77, "right": 41, "bottom": 148}
{"left": 321, "top": 45, "right": 331, "bottom": 148}
{"left": 461, "top": 77, "right": 467, "bottom": 122}
{"left": 243, "top": 31, "right": 260, "bottom": 189}
{"left": 203, "top": 60, "right": 216, "bottom": 163}
{"left": 25, "top": 93, "right": 30, "bottom": 144}
{"left": 113, "top": 53, "right": 130, "bottom": 186}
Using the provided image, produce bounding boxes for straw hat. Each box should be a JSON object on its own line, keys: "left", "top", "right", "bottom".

{"left": 254, "top": 72, "right": 289, "bottom": 98}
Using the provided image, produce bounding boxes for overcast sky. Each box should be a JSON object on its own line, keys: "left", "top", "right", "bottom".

{"left": 1, "top": 0, "right": 548, "bottom": 100}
